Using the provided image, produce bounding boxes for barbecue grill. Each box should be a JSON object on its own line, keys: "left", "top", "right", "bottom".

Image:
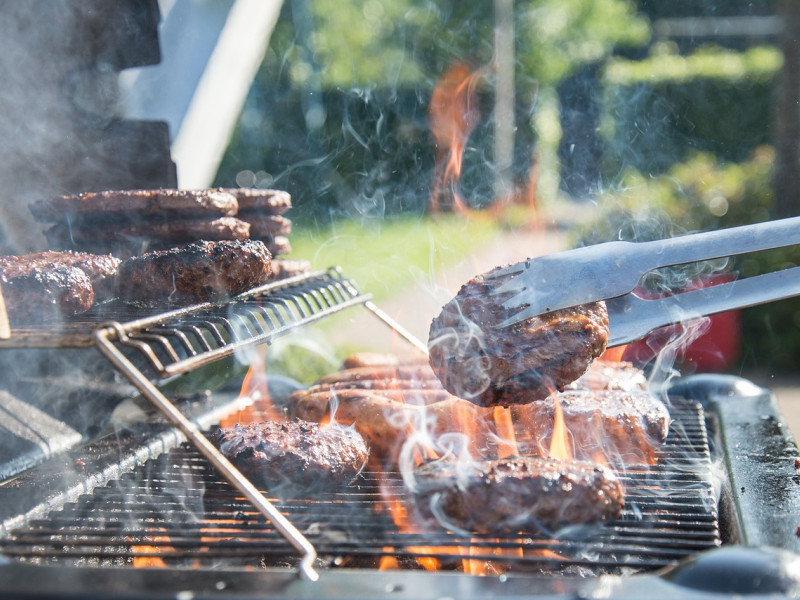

{"left": 1, "top": 269, "right": 799, "bottom": 599}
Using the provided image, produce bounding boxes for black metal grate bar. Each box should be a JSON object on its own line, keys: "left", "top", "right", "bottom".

{"left": 0, "top": 400, "right": 721, "bottom": 575}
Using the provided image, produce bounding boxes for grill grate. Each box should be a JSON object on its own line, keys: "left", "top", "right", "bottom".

{"left": 0, "top": 400, "right": 721, "bottom": 575}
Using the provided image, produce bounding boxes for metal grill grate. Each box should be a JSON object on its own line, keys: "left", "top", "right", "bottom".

{"left": 102, "top": 267, "right": 375, "bottom": 380}
{"left": 0, "top": 400, "right": 721, "bottom": 575}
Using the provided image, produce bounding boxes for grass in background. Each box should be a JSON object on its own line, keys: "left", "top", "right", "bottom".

{"left": 264, "top": 213, "right": 502, "bottom": 382}
{"left": 288, "top": 213, "right": 501, "bottom": 302}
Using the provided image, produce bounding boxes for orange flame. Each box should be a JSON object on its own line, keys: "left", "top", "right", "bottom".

{"left": 428, "top": 62, "right": 485, "bottom": 214}
{"left": 493, "top": 406, "right": 518, "bottom": 458}
{"left": 220, "top": 347, "right": 283, "bottom": 427}
{"left": 548, "top": 396, "right": 572, "bottom": 461}
{"left": 131, "top": 528, "right": 172, "bottom": 568}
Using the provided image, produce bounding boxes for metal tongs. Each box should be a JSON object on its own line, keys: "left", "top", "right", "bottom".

{"left": 489, "top": 216, "right": 800, "bottom": 347}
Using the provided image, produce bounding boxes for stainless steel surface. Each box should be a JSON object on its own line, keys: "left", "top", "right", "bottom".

{"left": 488, "top": 216, "right": 800, "bottom": 327}
{"left": 605, "top": 265, "right": 800, "bottom": 347}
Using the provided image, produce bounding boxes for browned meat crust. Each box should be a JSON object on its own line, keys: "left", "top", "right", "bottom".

{"left": 268, "top": 259, "right": 312, "bottom": 281}
{"left": 263, "top": 235, "right": 292, "bottom": 257}
{"left": 428, "top": 266, "right": 610, "bottom": 407}
{"left": 288, "top": 393, "right": 495, "bottom": 464}
{"left": 511, "top": 390, "right": 671, "bottom": 466}
{"left": 410, "top": 456, "right": 624, "bottom": 533}
{"left": 1, "top": 266, "right": 93, "bottom": 322}
{"left": 222, "top": 188, "right": 291, "bottom": 214}
{"left": 211, "top": 420, "right": 368, "bottom": 495}
{"left": 115, "top": 239, "right": 272, "bottom": 306}
{"left": 0, "top": 250, "right": 120, "bottom": 301}
{"left": 564, "top": 360, "right": 648, "bottom": 392}
{"left": 245, "top": 215, "right": 292, "bottom": 239}
{"left": 45, "top": 216, "right": 250, "bottom": 245}
{"left": 341, "top": 352, "right": 429, "bottom": 369}
{"left": 30, "top": 188, "right": 238, "bottom": 222}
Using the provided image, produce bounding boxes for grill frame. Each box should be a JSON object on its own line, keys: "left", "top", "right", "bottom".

{"left": 0, "top": 376, "right": 798, "bottom": 598}
{"left": 0, "top": 396, "right": 720, "bottom": 574}
{"left": 1, "top": 259, "right": 799, "bottom": 596}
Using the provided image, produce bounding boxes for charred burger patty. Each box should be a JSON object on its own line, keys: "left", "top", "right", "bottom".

{"left": 428, "top": 266, "right": 610, "bottom": 407}
{"left": 115, "top": 239, "right": 271, "bottom": 306}
{"left": 410, "top": 456, "right": 624, "bottom": 534}
{"left": 211, "top": 420, "right": 368, "bottom": 495}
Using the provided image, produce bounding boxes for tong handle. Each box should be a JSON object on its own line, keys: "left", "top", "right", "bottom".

{"left": 607, "top": 265, "right": 800, "bottom": 347}
{"left": 496, "top": 216, "right": 800, "bottom": 324}
{"left": 634, "top": 215, "right": 800, "bottom": 273}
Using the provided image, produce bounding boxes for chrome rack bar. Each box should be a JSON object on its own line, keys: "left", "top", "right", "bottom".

{"left": 363, "top": 300, "right": 429, "bottom": 355}
{"left": 93, "top": 322, "right": 320, "bottom": 582}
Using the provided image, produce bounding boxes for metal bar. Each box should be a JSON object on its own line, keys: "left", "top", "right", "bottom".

{"left": 363, "top": 300, "right": 429, "bottom": 355}
{"left": 92, "top": 324, "right": 320, "bottom": 582}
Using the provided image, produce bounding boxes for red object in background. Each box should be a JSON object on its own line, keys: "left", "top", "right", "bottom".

{"left": 620, "top": 274, "right": 742, "bottom": 373}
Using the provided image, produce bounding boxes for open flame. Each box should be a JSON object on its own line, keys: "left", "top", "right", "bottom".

{"left": 428, "top": 62, "right": 485, "bottom": 214}
{"left": 548, "top": 396, "right": 572, "bottom": 461}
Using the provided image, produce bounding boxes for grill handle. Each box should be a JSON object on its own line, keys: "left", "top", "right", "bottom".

{"left": 93, "top": 323, "right": 320, "bottom": 582}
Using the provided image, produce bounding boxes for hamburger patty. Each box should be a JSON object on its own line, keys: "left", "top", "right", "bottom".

{"left": 0, "top": 250, "right": 123, "bottom": 321}
{"left": 0, "top": 250, "right": 120, "bottom": 301}
{"left": 1, "top": 266, "right": 93, "bottom": 322}
{"left": 30, "top": 188, "right": 238, "bottom": 222}
{"left": 44, "top": 216, "right": 251, "bottom": 248}
{"left": 221, "top": 188, "right": 292, "bottom": 214}
{"left": 115, "top": 239, "right": 271, "bottom": 306}
{"left": 211, "top": 420, "right": 368, "bottom": 495}
{"left": 511, "top": 389, "right": 671, "bottom": 466}
{"left": 268, "top": 259, "right": 311, "bottom": 282}
{"left": 428, "top": 266, "right": 610, "bottom": 407}
{"left": 410, "top": 456, "right": 624, "bottom": 533}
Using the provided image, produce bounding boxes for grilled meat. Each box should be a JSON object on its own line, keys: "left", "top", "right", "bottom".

{"left": 222, "top": 188, "right": 292, "bottom": 215}
{"left": 45, "top": 217, "right": 251, "bottom": 251}
{"left": 0, "top": 250, "right": 124, "bottom": 321}
{"left": 115, "top": 239, "right": 271, "bottom": 306}
{"left": 211, "top": 419, "right": 368, "bottom": 495}
{"left": 410, "top": 456, "right": 624, "bottom": 533}
{"left": 0, "top": 250, "right": 120, "bottom": 301}
{"left": 428, "top": 266, "right": 610, "bottom": 407}
{"left": 564, "top": 360, "right": 648, "bottom": 392}
{"left": 511, "top": 390, "right": 671, "bottom": 466}
{"left": 246, "top": 215, "right": 292, "bottom": 239}
{"left": 29, "top": 188, "right": 239, "bottom": 222}
{"left": 268, "top": 259, "right": 311, "bottom": 282}
{"left": 287, "top": 361, "right": 499, "bottom": 467}
{"left": 263, "top": 235, "right": 292, "bottom": 257}
{"left": 1, "top": 266, "right": 93, "bottom": 322}
{"left": 288, "top": 392, "right": 495, "bottom": 465}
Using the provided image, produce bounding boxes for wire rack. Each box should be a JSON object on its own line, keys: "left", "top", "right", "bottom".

{"left": 1, "top": 267, "right": 427, "bottom": 581}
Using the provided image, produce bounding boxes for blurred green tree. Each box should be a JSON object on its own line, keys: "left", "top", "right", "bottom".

{"left": 215, "top": 0, "right": 650, "bottom": 218}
